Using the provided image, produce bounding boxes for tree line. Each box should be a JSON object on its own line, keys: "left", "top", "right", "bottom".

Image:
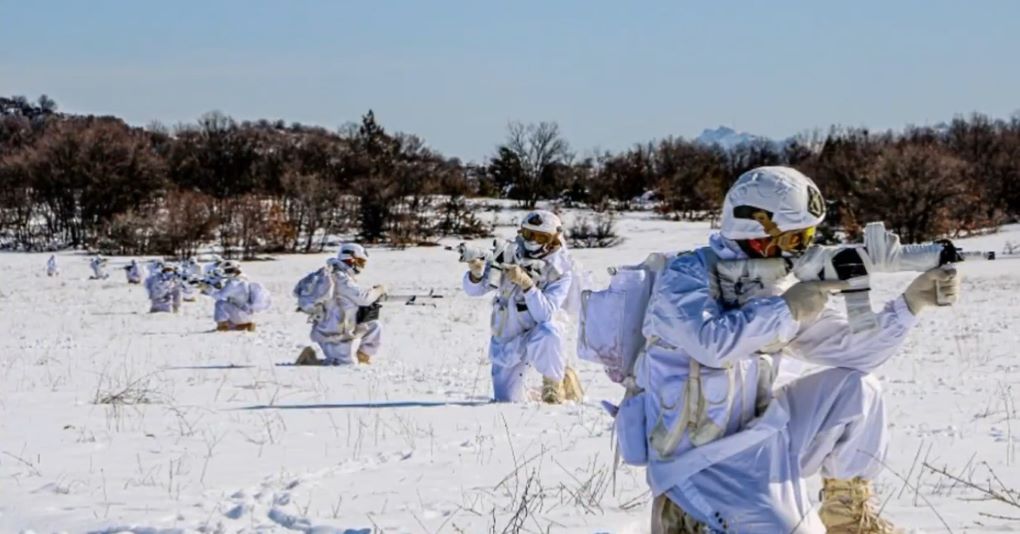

{"left": 1, "top": 94, "right": 1018, "bottom": 257}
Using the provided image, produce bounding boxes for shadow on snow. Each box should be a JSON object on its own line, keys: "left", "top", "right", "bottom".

{"left": 239, "top": 400, "right": 492, "bottom": 410}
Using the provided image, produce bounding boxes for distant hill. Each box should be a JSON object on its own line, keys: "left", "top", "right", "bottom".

{"left": 694, "top": 126, "right": 783, "bottom": 151}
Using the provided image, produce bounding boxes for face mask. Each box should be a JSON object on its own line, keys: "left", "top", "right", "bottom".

{"left": 515, "top": 236, "right": 543, "bottom": 258}
{"left": 523, "top": 240, "right": 543, "bottom": 253}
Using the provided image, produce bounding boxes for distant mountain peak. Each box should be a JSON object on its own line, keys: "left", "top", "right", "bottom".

{"left": 695, "top": 126, "right": 772, "bottom": 150}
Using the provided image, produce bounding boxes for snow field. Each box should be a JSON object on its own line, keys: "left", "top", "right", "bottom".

{"left": 2, "top": 212, "right": 1019, "bottom": 533}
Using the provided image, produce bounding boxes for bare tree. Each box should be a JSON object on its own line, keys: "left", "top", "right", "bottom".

{"left": 494, "top": 121, "right": 572, "bottom": 207}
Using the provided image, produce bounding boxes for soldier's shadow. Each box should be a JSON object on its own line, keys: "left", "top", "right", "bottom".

{"left": 164, "top": 364, "right": 255, "bottom": 370}
{"left": 239, "top": 400, "right": 491, "bottom": 410}
{"left": 137, "top": 330, "right": 215, "bottom": 336}
{"left": 92, "top": 311, "right": 142, "bottom": 316}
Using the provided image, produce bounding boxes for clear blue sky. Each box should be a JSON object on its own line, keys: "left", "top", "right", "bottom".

{"left": 2, "top": 0, "right": 1017, "bottom": 161}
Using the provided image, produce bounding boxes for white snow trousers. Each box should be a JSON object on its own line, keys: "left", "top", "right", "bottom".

{"left": 490, "top": 321, "right": 566, "bottom": 402}
{"left": 659, "top": 367, "right": 886, "bottom": 533}
{"left": 316, "top": 321, "right": 382, "bottom": 366}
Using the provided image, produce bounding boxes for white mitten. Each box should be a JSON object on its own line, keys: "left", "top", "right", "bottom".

{"left": 781, "top": 280, "right": 848, "bottom": 323}
{"left": 505, "top": 265, "right": 535, "bottom": 291}
{"left": 371, "top": 284, "right": 388, "bottom": 303}
{"left": 904, "top": 266, "right": 960, "bottom": 315}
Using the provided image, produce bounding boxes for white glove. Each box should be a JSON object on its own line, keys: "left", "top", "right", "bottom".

{"left": 371, "top": 284, "right": 388, "bottom": 302}
{"left": 781, "top": 280, "right": 849, "bottom": 323}
{"left": 505, "top": 265, "right": 535, "bottom": 291}
{"left": 904, "top": 266, "right": 960, "bottom": 315}
{"left": 468, "top": 258, "right": 486, "bottom": 281}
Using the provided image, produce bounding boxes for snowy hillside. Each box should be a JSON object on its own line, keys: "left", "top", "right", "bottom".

{"left": 2, "top": 211, "right": 1020, "bottom": 533}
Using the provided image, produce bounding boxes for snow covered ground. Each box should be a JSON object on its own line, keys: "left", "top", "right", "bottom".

{"left": 2, "top": 210, "right": 1019, "bottom": 533}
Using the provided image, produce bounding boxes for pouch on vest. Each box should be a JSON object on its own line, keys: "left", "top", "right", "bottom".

{"left": 648, "top": 357, "right": 736, "bottom": 459}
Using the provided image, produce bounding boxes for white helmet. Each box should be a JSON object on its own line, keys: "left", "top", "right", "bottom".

{"left": 720, "top": 166, "right": 825, "bottom": 241}
{"left": 521, "top": 210, "right": 562, "bottom": 235}
{"left": 336, "top": 243, "right": 369, "bottom": 273}
{"left": 338, "top": 243, "right": 369, "bottom": 262}
{"left": 518, "top": 210, "right": 563, "bottom": 257}
{"left": 220, "top": 260, "right": 242, "bottom": 277}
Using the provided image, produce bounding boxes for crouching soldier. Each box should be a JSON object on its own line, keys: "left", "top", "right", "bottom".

{"left": 145, "top": 263, "right": 182, "bottom": 313}
{"left": 89, "top": 255, "right": 109, "bottom": 280}
{"left": 631, "top": 166, "right": 961, "bottom": 533}
{"left": 209, "top": 260, "right": 271, "bottom": 331}
{"left": 295, "top": 243, "right": 385, "bottom": 366}
{"left": 125, "top": 259, "right": 144, "bottom": 284}
{"left": 46, "top": 255, "right": 59, "bottom": 277}
{"left": 463, "top": 210, "right": 584, "bottom": 404}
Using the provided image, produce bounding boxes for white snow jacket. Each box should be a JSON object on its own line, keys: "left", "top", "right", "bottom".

{"left": 310, "top": 269, "right": 384, "bottom": 344}
{"left": 181, "top": 259, "right": 201, "bottom": 279}
{"left": 145, "top": 273, "right": 182, "bottom": 312}
{"left": 211, "top": 276, "right": 271, "bottom": 324}
{"left": 89, "top": 258, "right": 109, "bottom": 279}
{"left": 126, "top": 262, "right": 143, "bottom": 283}
{"left": 463, "top": 247, "right": 575, "bottom": 367}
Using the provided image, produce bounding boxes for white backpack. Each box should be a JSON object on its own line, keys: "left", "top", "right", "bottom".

{"left": 577, "top": 252, "right": 673, "bottom": 385}
{"left": 293, "top": 268, "right": 333, "bottom": 314}
{"left": 247, "top": 281, "right": 272, "bottom": 313}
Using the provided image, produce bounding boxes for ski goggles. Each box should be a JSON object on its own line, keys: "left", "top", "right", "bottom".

{"left": 773, "top": 226, "right": 816, "bottom": 253}
{"left": 347, "top": 257, "right": 367, "bottom": 270}
{"left": 747, "top": 210, "right": 816, "bottom": 254}
{"left": 519, "top": 228, "right": 558, "bottom": 245}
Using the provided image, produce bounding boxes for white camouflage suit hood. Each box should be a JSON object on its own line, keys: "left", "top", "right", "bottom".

{"left": 631, "top": 233, "right": 918, "bottom": 532}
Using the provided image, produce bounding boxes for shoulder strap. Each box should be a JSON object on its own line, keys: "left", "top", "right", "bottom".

{"left": 701, "top": 247, "right": 724, "bottom": 303}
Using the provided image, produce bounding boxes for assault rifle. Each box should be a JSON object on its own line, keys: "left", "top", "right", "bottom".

{"left": 355, "top": 290, "right": 445, "bottom": 323}
{"left": 185, "top": 273, "right": 225, "bottom": 291}
{"left": 381, "top": 289, "right": 445, "bottom": 306}
{"left": 454, "top": 239, "right": 545, "bottom": 282}
{"left": 717, "top": 222, "right": 997, "bottom": 332}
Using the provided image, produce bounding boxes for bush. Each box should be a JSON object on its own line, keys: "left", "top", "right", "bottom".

{"left": 436, "top": 195, "right": 494, "bottom": 239}
{"left": 567, "top": 213, "right": 623, "bottom": 249}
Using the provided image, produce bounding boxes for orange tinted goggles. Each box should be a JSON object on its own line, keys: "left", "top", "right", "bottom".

{"left": 774, "top": 226, "right": 816, "bottom": 253}
{"left": 519, "top": 228, "right": 557, "bottom": 245}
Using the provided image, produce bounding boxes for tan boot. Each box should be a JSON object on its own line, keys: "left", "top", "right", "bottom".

{"left": 216, "top": 321, "right": 230, "bottom": 331}
{"left": 541, "top": 376, "right": 564, "bottom": 404}
{"left": 650, "top": 494, "right": 709, "bottom": 534}
{"left": 237, "top": 323, "right": 256, "bottom": 332}
{"left": 562, "top": 366, "right": 584, "bottom": 402}
{"left": 294, "top": 346, "right": 321, "bottom": 366}
{"left": 819, "top": 477, "right": 898, "bottom": 534}
{"left": 356, "top": 351, "right": 371, "bottom": 364}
